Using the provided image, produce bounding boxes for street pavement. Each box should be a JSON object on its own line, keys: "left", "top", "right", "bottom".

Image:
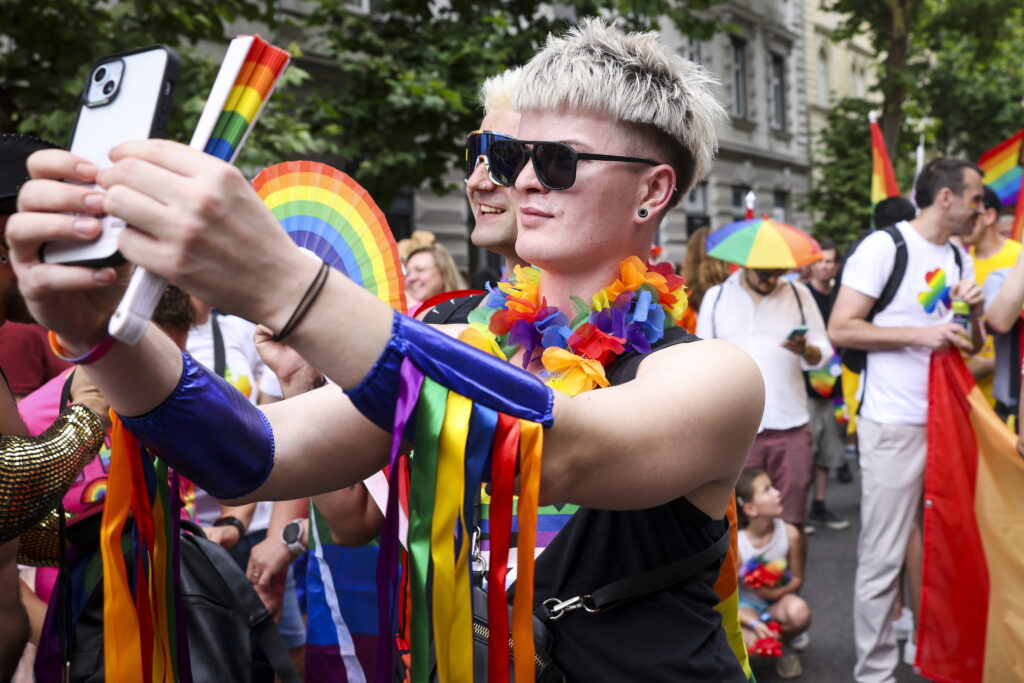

{"left": 747, "top": 464, "right": 928, "bottom": 683}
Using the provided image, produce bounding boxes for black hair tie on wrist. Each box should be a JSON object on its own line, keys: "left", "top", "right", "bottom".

{"left": 273, "top": 261, "right": 331, "bottom": 342}
{"left": 212, "top": 515, "right": 247, "bottom": 538}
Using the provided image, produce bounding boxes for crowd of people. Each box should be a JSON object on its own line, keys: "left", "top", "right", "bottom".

{"left": 0, "top": 16, "right": 1016, "bottom": 683}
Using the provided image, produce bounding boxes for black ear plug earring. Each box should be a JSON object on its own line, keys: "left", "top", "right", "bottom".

{"left": 638, "top": 208, "right": 649, "bottom": 218}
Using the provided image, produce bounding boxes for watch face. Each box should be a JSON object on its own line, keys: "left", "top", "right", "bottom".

{"left": 283, "top": 522, "right": 300, "bottom": 544}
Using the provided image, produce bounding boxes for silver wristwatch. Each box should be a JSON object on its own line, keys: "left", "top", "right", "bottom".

{"left": 281, "top": 518, "right": 307, "bottom": 556}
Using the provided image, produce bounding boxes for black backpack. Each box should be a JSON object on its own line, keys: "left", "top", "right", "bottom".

{"left": 835, "top": 224, "right": 962, "bottom": 374}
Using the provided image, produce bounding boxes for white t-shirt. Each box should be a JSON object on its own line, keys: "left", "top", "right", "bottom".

{"left": 186, "top": 313, "right": 281, "bottom": 531}
{"left": 697, "top": 272, "right": 830, "bottom": 431}
{"left": 842, "top": 221, "right": 973, "bottom": 424}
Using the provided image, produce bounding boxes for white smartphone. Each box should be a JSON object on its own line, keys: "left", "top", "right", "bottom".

{"left": 40, "top": 45, "right": 179, "bottom": 267}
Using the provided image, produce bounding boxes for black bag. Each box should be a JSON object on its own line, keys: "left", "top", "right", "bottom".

{"left": 423, "top": 528, "right": 729, "bottom": 682}
{"left": 54, "top": 521, "right": 299, "bottom": 683}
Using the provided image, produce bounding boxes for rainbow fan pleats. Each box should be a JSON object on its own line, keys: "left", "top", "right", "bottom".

{"left": 204, "top": 37, "right": 290, "bottom": 162}
{"left": 253, "top": 161, "right": 407, "bottom": 314}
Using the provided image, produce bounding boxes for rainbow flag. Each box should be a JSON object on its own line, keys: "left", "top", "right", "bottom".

{"left": 204, "top": 36, "right": 290, "bottom": 162}
{"left": 870, "top": 114, "right": 900, "bottom": 210}
{"left": 306, "top": 502, "right": 380, "bottom": 683}
{"left": 978, "top": 130, "right": 1024, "bottom": 207}
{"left": 919, "top": 349, "right": 1024, "bottom": 681}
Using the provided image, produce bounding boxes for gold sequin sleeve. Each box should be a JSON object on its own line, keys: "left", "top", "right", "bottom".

{"left": 0, "top": 404, "right": 104, "bottom": 546}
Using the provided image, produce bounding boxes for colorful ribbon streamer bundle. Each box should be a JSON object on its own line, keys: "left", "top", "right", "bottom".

{"left": 376, "top": 360, "right": 543, "bottom": 683}
{"left": 101, "top": 415, "right": 190, "bottom": 682}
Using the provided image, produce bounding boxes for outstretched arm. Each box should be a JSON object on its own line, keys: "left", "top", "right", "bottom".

{"left": 11, "top": 142, "right": 761, "bottom": 515}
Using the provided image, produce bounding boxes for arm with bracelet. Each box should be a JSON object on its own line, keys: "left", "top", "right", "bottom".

{"left": 13, "top": 142, "right": 761, "bottom": 512}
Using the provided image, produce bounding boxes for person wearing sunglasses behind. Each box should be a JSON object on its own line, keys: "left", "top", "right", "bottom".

{"left": 10, "top": 19, "right": 763, "bottom": 681}
{"left": 697, "top": 260, "right": 829, "bottom": 563}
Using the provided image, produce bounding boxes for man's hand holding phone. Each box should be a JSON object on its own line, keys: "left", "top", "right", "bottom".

{"left": 780, "top": 325, "right": 807, "bottom": 355}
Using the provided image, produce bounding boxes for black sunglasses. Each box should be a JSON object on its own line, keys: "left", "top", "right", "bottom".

{"left": 752, "top": 269, "right": 788, "bottom": 282}
{"left": 465, "top": 130, "right": 514, "bottom": 180}
{"left": 487, "top": 139, "right": 660, "bottom": 191}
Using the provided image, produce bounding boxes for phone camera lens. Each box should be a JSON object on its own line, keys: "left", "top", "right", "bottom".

{"left": 103, "top": 81, "right": 115, "bottom": 95}
{"left": 94, "top": 68, "right": 107, "bottom": 83}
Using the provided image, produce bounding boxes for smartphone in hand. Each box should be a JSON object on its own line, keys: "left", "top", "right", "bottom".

{"left": 786, "top": 325, "right": 809, "bottom": 341}
{"left": 40, "top": 45, "right": 180, "bottom": 267}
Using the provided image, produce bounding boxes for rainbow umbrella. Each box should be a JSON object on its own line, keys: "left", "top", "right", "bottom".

{"left": 705, "top": 216, "right": 822, "bottom": 269}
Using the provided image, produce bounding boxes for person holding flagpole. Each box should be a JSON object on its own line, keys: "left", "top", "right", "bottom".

{"left": 830, "top": 158, "right": 985, "bottom": 683}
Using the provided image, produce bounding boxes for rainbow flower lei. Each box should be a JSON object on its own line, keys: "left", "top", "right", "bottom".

{"left": 459, "top": 256, "right": 688, "bottom": 397}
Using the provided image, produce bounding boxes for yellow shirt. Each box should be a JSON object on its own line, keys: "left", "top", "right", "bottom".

{"left": 970, "top": 239, "right": 1022, "bottom": 404}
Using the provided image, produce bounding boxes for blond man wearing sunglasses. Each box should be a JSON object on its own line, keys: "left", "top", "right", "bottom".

{"left": 11, "top": 19, "right": 762, "bottom": 680}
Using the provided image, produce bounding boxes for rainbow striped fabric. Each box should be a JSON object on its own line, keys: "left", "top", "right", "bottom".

{"left": 870, "top": 116, "right": 900, "bottom": 211}
{"left": 978, "top": 130, "right": 1024, "bottom": 241}
{"left": 306, "top": 503, "right": 380, "bottom": 682}
{"left": 204, "top": 36, "right": 289, "bottom": 162}
{"left": 919, "top": 349, "right": 1024, "bottom": 681}
{"left": 978, "top": 130, "right": 1023, "bottom": 207}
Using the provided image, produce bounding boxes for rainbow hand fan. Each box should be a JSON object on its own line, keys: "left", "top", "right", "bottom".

{"left": 252, "top": 161, "right": 407, "bottom": 313}
{"left": 254, "top": 161, "right": 406, "bottom": 680}
{"left": 109, "top": 35, "right": 290, "bottom": 345}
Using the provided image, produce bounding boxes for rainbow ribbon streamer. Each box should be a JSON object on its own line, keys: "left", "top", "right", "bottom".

{"left": 100, "top": 415, "right": 186, "bottom": 682}
{"left": 204, "top": 36, "right": 290, "bottom": 162}
{"left": 101, "top": 35, "right": 289, "bottom": 681}
{"left": 375, "top": 360, "right": 543, "bottom": 683}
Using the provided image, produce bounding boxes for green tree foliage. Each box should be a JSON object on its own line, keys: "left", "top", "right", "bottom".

{"left": 807, "top": 0, "right": 1024, "bottom": 244}
{"left": 1, "top": 0, "right": 729, "bottom": 210}
{"left": 299, "top": 0, "right": 729, "bottom": 206}
{"left": 803, "top": 98, "right": 876, "bottom": 247}
{"left": 1, "top": 0, "right": 318, "bottom": 170}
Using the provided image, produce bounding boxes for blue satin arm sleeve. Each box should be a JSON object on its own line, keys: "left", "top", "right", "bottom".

{"left": 120, "top": 352, "right": 274, "bottom": 501}
{"left": 345, "top": 311, "right": 554, "bottom": 432}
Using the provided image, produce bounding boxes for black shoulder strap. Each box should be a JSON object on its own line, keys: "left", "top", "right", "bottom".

{"left": 211, "top": 311, "right": 226, "bottom": 378}
{"left": 421, "top": 293, "right": 487, "bottom": 325}
{"left": 951, "top": 242, "right": 963, "bottom": 279}
{"left": 537, "top": 528, "right": 729, "bottom": 619}
{"left": 182, "top": 525, "right": 300, "bottom": 683}
{"left": 606, "top": 327, "right": 700, "bottom": 386}
{"left": 788, "top": 282, "right": 806, "bottom": 325}
{"left": 869, "top": 224, "right": 908, "bottom": 321}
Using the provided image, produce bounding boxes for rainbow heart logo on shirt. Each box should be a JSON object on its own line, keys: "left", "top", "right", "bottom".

{"left": 918, "top": 268, "right": 951, "bottom": 314}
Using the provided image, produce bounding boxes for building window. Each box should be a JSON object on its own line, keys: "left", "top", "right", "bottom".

{"left": 772, "top": 191, "right": 789, "bottom": 222}
{"left": 817, "top": 49, "right": 828, "bottom": 107}
{"left": 685, "top": 181, "right": 708, "bottom": 214}
{"left": 851, "top": 62, "right": 865, "bottom": 98}
{"left": 770, "top": 54, "right": 786, "bottom": 130}
{"left": 684, "top": 37, "right": 702, "bottom": 64}
{"left": 732, "top": 185, "right": 753, "bottom": 221}
{"left": 730, "top": 37, "right": 748, "bottom": 119}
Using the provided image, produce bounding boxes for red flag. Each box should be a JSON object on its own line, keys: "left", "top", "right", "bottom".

{"left": 920, "top": 349, "right": 1024, "bottom": 681}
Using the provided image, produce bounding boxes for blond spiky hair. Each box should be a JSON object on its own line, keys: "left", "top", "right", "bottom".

{"left": 479, "top": 67, "right": 522, "bottom": 116}
{"left": 513, "top": 18, "right": 726, "bottom": 196}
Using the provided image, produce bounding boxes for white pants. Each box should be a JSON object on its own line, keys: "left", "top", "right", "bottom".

{"left": 853, "top": 419, "right": 926, "bottom": 683}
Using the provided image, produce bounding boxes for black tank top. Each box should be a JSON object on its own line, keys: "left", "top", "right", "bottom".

{"left": 530, "top": 327, "right": 743, "bottom": 682}
{"left": 430, "top": 298, "right": 742, "bottom": 681}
